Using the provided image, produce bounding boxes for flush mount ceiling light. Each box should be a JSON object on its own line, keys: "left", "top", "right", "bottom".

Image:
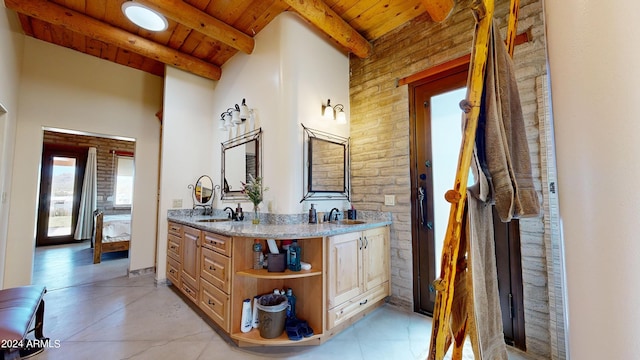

{"left": 121, "top": 2, "right": 168, "bottom": 32}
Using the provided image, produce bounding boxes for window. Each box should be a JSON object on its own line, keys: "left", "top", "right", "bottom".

{"left": 114, "top": 156, "right": 134, "bottom": 206}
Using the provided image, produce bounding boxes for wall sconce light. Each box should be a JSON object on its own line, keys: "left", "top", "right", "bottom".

{"left": 323, "top": 99, "right": 334, "bottom": 119}
{"left": 334, "top": 104, "right": 346, "bottom": 124}
{"left": 218, "top": 99, "right": 252, "bottom": 131}
{"left": 218, "top": 112, "right": 226, "bottom": 130}
{"left": 322, "top": 99, "right": 347, "bottom": 124}
{"left": 232, "top": 104, "right": 242, "bottom": 125}
{"left": 121, "top": 1, "right": 168, "bottom": 32}
{"left": 240, "top": 98, "right": 250, "bottom": 120}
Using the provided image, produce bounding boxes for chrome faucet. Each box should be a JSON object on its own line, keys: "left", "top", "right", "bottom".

{"left": 328, "top": 208, "right": 341, "bottom": 222}
{"left": 223, "top": 207, "right": 237, "bottom": 221}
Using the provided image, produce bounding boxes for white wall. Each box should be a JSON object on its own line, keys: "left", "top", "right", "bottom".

{"left": 4, "top": 37, "right": 162, "bottom": 287}
{"left": 545, "top": 1, "right": 640, "bottom": 358}
{"left": 210, "top": 12, "right": 350, "bottom": 215}
{"left": 156, "top": 65, "right": 216, "bottom": 282}
{"left": 0, "top": 5, "right": 24, "bottom": 289}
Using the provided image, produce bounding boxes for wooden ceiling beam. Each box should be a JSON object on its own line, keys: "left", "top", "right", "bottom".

{"left": 136, "top": 0, "right": 254, "bottom": 54}
{"left": 5, "top": 0, "right": 221, "bottom": 80}
{"left": 421, "top": 0, "right": 455, "bottom": 22}
{"left": 280, "top": 0, "right": 372, "bottom": 58}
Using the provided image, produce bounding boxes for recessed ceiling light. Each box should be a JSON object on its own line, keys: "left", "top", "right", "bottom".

{"left": 121, "top": 2, "right": 168, "bottom": 32}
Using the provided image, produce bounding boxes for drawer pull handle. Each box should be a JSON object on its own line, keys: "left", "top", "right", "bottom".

{"left": 208, "top": 299, "right": 214, "bottom": 305}
{"left": 209, "top": 266, "right": 215, "bottom": 271}
{"left": 170, "top": 245, "right": 176, "bottom": 249}
{"left": 359, "top": 299, "right": 368, "bottom": 306}
{"left": 169, "top": 269, "right": 175, "bottom": 274}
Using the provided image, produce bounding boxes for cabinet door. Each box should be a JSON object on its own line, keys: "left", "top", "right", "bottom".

{"left": 363, "top": 226, "right": 390, "bottom": 292}
{"left": 181, "top": 226, "right": 201, "bottom": 291}
{"left": 327, "top": 231, "right": 363, "bottom": 308}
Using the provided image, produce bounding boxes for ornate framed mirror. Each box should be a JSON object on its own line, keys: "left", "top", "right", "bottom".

{"left": 188, "top": 175, "right": 217, "bottom": 214}
{"left": 221, "top": 128, "right": 262, "bottom": 200}
{"left": 301, "top": 124, "right": 350, "bottom": 202}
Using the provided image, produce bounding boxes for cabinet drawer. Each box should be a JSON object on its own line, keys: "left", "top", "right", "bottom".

{"left": 327, "top": 281, "right": 389, "bottom": 329}
{"left": 166, "top": 257, "right": 180, "bottom": 286}
{"left": 179, "top": 281, "right": 198, "bottom": 303}
{"left": 199, "top": 279, "right": 230, "bottom": 331}
{"left": 168, "top": 222, "right": 182, "bottom": 237}
{"left": 167, "top": 234, "right": 181, "bottom": 261}
{"left": 201, "top": 247, "right": 230, "bottom": 294}
{"left": 202, "top": 231, "right": 232, "bottom": 256}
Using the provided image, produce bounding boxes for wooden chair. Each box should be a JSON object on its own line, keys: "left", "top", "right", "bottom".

{"left": 92, "top": 210, "right": 130, "bottom": 264}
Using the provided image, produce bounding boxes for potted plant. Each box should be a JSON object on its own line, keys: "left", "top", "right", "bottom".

{"left": 241, "top": 174, "right": 268, "bottom": 224}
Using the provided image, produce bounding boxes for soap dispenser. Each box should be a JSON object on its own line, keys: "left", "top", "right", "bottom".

{"left": 236, "top": 203, "right": 244, "bottom": 221}
{"left": 308, "top": 204, "right": 317, "bottom": 224}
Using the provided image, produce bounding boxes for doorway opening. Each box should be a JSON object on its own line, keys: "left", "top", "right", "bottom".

{"left": 33, "top": 130, "right": 135, "bottom": 287}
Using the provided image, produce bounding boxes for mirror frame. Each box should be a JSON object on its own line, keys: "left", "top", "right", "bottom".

{"left": 188, "top": 175, "right": 217, "bottom": 213}
{"left": 301, "top": 124, "right": 350, "bottom": 202}
{"left": 221, "top": 128, "right": 262, "bottom": 201}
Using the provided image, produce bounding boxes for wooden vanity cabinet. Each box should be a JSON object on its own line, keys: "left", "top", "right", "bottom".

{"left": 199, "top": 231, "right": 232, "bottom": 331}
{"left": 180, "top": 226, "right": 201, "bottom": 302}
{"left": 326, "top": 226, "right": 390, "bottom": 329}
{"left": 166, "top": 221, "right": 390, "bottom": 347}
{"left": 166, "top": 222, "right": 183, "bottom": 287}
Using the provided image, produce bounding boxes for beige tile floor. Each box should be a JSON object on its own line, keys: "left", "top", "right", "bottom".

{"left": 29, "top": 242, "right": 537, "bottom": 360}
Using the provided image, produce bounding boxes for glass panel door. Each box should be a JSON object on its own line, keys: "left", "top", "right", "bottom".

{"left": 48, "top": 156, "right": 77, "bottom": 237}
{"left": 36, "top": 144, "right": 87, "bottom": 246}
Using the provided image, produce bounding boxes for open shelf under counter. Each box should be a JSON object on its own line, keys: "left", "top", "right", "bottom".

{"left": 236, "top": 268, "right": 322, "bottom": 279}
{"left": 231, "top": 327, "right": 322, "bottom": 347}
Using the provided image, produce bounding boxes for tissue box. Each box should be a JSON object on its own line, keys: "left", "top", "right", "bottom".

{"left": 267, "top": 252, "right": 286, "bottom": 272}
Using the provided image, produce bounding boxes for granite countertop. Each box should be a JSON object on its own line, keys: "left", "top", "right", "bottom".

{"left": 167, "top": 214, "right": 391, "bottom": 239}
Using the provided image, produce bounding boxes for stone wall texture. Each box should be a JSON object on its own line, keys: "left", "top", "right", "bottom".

{"left": 348, "top": 0, "right": 563, "bottom": 358}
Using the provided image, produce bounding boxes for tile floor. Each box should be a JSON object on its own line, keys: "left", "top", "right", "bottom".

{"left": 29, "top": 242, "right": 538, "bottom": 360}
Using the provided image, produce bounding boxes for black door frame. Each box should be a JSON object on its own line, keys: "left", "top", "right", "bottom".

{"left": 36, "top": 143, "right": 88, "bottom": 246}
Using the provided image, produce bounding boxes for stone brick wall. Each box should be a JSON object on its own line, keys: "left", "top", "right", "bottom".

{"left": 349, "top": 0, "right": 559, "bottom": 358}
{"left": 43, "top": 131, "right": 135, "bottom": 214}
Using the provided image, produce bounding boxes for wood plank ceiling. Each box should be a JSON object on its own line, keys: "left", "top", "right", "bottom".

{"left": 4, "top": 0, "right": 455, "bottom": 81}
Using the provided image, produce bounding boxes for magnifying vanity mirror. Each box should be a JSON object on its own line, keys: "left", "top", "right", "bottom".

{"left": 301, "top": 124, "right": 350, "bottom": 202}
{"left": 221, "top": 128, "right": 262, "bottom": 200}
{"left": 188, "top": 175, "right": 217, "bottom": 214}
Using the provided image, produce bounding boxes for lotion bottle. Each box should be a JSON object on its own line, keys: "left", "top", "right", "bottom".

{"left": 240, "top": 298, "right": 252, "bottom": 333}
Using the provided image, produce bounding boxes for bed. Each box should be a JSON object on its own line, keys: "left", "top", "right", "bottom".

{"left": 92, "top": 210, "right": 131, "bottom": 264}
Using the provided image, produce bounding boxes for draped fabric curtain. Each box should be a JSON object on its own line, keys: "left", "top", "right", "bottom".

{"left": 74, "top": 147, "right": 97, "bottom": 240}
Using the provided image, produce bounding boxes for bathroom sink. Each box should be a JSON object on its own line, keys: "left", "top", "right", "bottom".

{"left": 197, "top": 218, "right": 231, "bottom": 223}
{"left": 334, "top": 220, "right": 366, "bottom": 225}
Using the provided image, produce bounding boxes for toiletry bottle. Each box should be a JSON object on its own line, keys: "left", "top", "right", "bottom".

{"left": 309, "top": 203, "right": 317, "bottom": 224}
{"left": 236, "top": 203, "right": 244, "bottom": 221}
{"left": 251, "top": 295, "right": 260, "bottom": 328}
{"left": 240, "top": 298, "right": 253, "bottom": 333}
{"left": 285, "top": 288, "right": 297, "bottom": 320}
{"left": 281, "top": 240, "right": 292, "bottom": 267}
{"left": 288, "top": 240, "right": 301, "bottom": 271}
{"left": 253, "top": 239, "right": 263, "bottom": 270}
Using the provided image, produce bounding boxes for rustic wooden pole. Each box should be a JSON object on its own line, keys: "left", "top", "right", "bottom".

{"left": 426, "top": 0, "right": 521, "bottom": 358}
{"left": 280, "top": 0, "right": 372, "bottom": 58}
{"left": 427, "top": 0, "right": 494, "bottom": 358}
{"left": 137, "top": 0, "right": 255, "bottom": 54}
{"left": 5, "top": 0, "right": 222, "bottom": 80}
{"left": 420, "top": 0, "right": 455, "bottom": 22}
